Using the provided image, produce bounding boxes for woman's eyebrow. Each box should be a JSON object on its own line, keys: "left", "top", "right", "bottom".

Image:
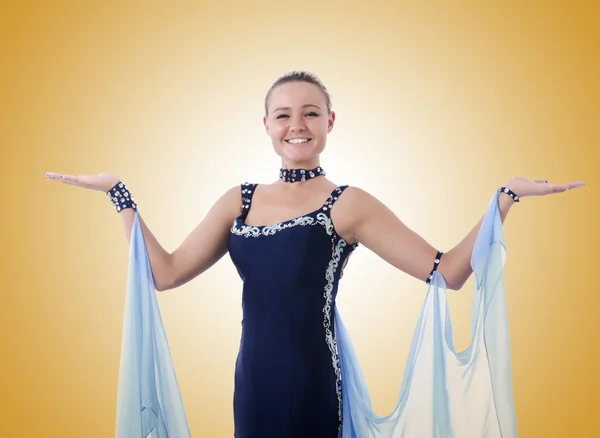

{"left": 273, "top": 104, "right": 322, "bottom": 112}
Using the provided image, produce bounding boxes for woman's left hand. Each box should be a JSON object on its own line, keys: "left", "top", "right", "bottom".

{"left": 505, "top": 177, "right": 584, "bottom": 199}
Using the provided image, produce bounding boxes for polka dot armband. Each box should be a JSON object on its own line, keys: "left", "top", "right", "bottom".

{"left": 107, "top": 181, "right": 137, "bottom": 213}
{"left": 498, "top": 186, "right": 520, "bottom": 203}
{"left": 425, "top": 250, "right": 443, "bottom": 285}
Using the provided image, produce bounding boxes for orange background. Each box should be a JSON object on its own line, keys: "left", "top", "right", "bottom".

{"left": 1, "top": 1, "right": 598, "bottom": 436}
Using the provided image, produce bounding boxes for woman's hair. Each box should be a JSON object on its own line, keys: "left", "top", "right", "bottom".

{"left": 264, "top": 71, "right": 332, "bottom": 115}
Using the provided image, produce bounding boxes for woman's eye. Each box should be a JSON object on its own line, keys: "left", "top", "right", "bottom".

{"left": 275, "top": 112, "right": 318, "bottom": 119}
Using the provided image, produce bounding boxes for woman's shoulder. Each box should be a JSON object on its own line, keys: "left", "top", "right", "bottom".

{"left": 334, "top": 184, "right": 378, "bottom": 207}
{"left": 333, "top": 183, "right": 395, "bottom": 218}
{"left": 328, "top": 185, "right": 382, "bottom": 244}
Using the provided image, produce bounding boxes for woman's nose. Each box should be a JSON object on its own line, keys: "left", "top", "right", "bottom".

{"left": 290, "top": 116, "right": 306, "bottom": 131}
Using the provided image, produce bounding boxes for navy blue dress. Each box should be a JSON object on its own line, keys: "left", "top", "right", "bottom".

{"left": 228, "top": 182, "right": 359, "bottom": 438}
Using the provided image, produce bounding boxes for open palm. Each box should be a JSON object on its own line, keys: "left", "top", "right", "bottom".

{"left": 506, "top": 177, "right": 584, "bottom": 199}
{"left": 44, "top": 172, "right": 120, "bottom": 193}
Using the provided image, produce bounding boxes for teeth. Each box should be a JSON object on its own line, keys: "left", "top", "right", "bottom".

{"left": 286, "top": 138, "right": 310, "bottom": 144}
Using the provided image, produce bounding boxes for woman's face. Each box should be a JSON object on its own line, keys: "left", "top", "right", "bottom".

{"left": 264, "top": 81, "right": 335, "bottom": 168}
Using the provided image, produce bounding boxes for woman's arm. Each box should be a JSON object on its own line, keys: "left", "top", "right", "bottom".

{"left": 336, "top": 177, "right": 583, "bottom": 290}
{"left": 45, "top": 172, "right": 241, "bottom": 292}
{"left": 435, "top": 193, "right": 514, "bottom": 290}
{"left": 119, "top": 186, "right": 241, "bottom": 291}
{"left": 157, "top": 186, "right": 241, "bottom": 291}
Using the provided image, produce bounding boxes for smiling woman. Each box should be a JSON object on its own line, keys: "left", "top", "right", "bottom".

{"left": 263, "top": 72, "right": 334, "bottom": 170}
{"left": 44, "top": 71, "right": 583, "bottom": 438}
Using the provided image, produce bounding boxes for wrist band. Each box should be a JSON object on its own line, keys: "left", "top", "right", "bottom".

{"left": 498, "top": 186, "right": 520, "bottom": 202}
{"left": 107, "top": 181, "right": 137, "bottom": 212}
{"left": 425, "top": 250, "right": 443, "bottom": 285}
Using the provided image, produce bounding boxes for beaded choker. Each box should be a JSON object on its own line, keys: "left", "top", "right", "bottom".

{"left": 279, "top": 166, "right": 326, "bottom": 183}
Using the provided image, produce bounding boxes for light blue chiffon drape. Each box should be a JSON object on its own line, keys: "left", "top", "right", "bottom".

{"left": 115, "top": 214, "right": 191, "bottom": 438}
{"left": 115, "top": 191, "right": 516, "bottom": 437}
{"left": 336, "top": 191, "right": 516, "bottom": 437}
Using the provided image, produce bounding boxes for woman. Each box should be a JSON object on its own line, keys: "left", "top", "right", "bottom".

{"left": 45, "top": 71, "right": 583, "bottom": 438}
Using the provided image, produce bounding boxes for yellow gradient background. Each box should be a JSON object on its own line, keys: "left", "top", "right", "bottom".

{"left": 2, "top": 1, "right": 599, "bottom": 436}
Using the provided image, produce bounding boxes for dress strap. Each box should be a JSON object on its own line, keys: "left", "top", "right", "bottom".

{"left": 322, "top": 185, "right": 359, "bottom": 249}
{"left": 240, "top": 182, "right": 258, "bottom": 217}
{"left": 321, "top": 185, "right": 349, "bottom": 213}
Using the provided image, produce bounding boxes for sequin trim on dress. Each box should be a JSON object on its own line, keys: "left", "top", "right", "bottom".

{"left": 323, "top": 238, "right": 348, "bottom": 437}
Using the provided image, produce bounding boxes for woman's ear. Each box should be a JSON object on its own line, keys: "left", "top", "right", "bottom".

{"left": 327, "top": 111, "right": 336, "bottom": 133}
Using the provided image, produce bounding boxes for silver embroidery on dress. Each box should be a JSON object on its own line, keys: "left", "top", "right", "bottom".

{"left": 323, "top": 238, "right": 347, "bottom": 437}
{"left": 315, "top": 212, "right": 334, "bottom": 235}
{"left": 231, "top": 215, "right": 317, "bottom": 237}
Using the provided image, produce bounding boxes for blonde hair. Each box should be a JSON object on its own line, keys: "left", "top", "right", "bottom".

{"left": 264, "top": 71, "right": 332, "bottom": 115}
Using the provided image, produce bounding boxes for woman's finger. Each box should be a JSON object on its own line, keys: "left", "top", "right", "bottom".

{"left": 58, "top": 174, "right": 82, "bottom": 186}
{"left": 550, "top": 186, "right": 568, "bottom": 193}
{"left": 549, "top": 181, "right": 583, "bottom": 193}
{"left": 566, "top": 181, "right": 585, "bottom": 190}
{"left": 44, "top": 172, "right": 62, "bottom": 180}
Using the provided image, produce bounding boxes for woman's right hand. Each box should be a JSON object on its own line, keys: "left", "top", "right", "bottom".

{"left": 44, "top": 172, "right": 121, "bottom": 192}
